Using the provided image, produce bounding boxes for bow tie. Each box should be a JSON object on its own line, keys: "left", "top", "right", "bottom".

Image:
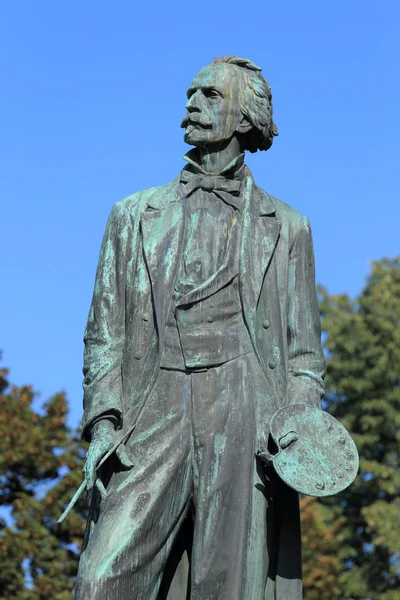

{"left": 180, "top": 170, "right": 244, "bottom": 212}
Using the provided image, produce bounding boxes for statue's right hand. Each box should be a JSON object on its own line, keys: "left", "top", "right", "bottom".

{"left": 83, "top": 420, "right": 117, "bottom": 494}
{"left": 83, "top": 420, "right": 135, "bottom": 495}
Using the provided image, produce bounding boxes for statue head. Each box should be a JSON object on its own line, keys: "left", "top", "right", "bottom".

{"left": 181, "top": 56, "right": 278, "bottom": 153}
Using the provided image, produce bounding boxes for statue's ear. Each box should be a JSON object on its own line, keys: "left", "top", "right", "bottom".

{"left": 236, "top": 115, "right": 252, "bottom": 135}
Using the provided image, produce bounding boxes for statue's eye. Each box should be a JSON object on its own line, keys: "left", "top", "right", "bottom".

{"left": 204, "top": 89, "right": 221, "bottom": 99}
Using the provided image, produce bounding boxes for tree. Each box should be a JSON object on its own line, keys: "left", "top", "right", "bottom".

{"left": 314, "top": 258, "right": 400, "bottom": 599}
{"left": 301, "top": 495, "right": 341, "bottom": 599}
{"left": 0, "top": 360, "right": 88, "bottom": 599}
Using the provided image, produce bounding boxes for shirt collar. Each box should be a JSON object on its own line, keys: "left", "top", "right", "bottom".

{"left": 183, "top": 148, "right": 245, "bottom": 180}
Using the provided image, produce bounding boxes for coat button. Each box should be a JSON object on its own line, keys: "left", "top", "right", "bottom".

{"left": 209, "top": 301, "right": 215, "bottom": 308}
{"left": 134, "top": 351, "right": 143, "bottom": 360}
{"left": 262, "top": 319, "right": 270, "bottom": 329}
{"left": 142, "top": 313, "right": 149, "bottom": 321}
{"left": 268, "top": 358, "right": 277, "bottom": 369}
{"left": 207, "top": 316, "right": 214, "bottom": 323}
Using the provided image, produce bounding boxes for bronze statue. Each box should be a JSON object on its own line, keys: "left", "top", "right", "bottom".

{"left": 71, "top": 56, "right": 353, "bottom": 599}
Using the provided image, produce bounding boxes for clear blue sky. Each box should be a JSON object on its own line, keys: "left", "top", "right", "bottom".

{"left": 1, "top": 1, "right": 399, "bottom": 428}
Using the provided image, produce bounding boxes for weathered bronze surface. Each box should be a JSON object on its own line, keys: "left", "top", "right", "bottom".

{"left": 69, "top": 56, "right": 354, "bottom": 599}
{"left": 259, "top": 404, "right": 359, "bottom": 496}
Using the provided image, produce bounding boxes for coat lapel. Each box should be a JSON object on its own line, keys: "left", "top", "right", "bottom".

{"left": 140, "top": 179, "right": 184, "bottom": 343}
{"left": 240, "top": 173, "right": 281, "bottom": 349}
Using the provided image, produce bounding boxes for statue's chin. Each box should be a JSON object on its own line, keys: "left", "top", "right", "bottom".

{"left": 184, "top": 130, "right": 205, "bottom": 146}
{"left": 184, "top": 126, "right": 238, "bottom": 149}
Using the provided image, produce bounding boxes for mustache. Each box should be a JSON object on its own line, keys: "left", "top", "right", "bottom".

{"left": 180, "top": 113, "right": 212, "bottom": 129}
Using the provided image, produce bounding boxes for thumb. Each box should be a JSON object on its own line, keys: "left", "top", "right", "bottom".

{"left": 116, "top": 445, "right": 135, "bottom": 469}
{"left": 257, "top": 450, "right": 274, "bottom": 466}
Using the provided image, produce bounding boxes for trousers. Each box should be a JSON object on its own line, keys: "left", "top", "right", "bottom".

{"left": 75, "top": 352, "right": 287, "bottom": 600}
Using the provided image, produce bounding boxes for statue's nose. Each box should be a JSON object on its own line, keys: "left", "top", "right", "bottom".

{"left": 185, "top": 90, "right": 201, "bottom": 112}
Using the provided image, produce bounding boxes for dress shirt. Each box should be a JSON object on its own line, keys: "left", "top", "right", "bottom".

{"left": 178, "top": 150, "right": 245, "bottom": 287}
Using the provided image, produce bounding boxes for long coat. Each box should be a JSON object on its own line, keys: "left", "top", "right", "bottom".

{"left": 81, "top": 169, "right": 325, "bottom": 597}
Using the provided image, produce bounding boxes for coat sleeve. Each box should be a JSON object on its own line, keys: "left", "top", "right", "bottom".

{"left": 286, "top": 216, "right": 325, "bottom": 408}
{"left": 81, "top": 201, "right": 131, "bottom": 441}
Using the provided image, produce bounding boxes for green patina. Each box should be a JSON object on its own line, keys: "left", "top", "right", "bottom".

{"left": 70, "top": 55, "right": 357, "bottom": 600}
{"left": 134, "top": 412, "right": 177, "bottom": 444}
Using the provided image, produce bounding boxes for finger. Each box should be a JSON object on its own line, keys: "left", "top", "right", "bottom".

{"left": 83, "top": 461, "right": 97, "bottom": 491}
{"left": 257, "top": 451, "right": 274, "bottom": 466}
{"left": 83, "top": 471, "right": 94, "bottom": 498}
{"left": 95, "top": 478, "right": 107, "bottom": 499}
{"left": 116, "top": 446, "right": 135, "bottom": 469}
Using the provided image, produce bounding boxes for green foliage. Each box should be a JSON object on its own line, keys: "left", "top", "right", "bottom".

{"left": 0, "top": 363, "right": 88, "bottom": 599}
{"left": 307, "top": 257, "right": 400, "bottom": 599}
{"left": 301, "top": 495, "right": 341, "bottom": 599}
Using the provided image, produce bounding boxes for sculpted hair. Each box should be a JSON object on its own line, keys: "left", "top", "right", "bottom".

{"left": 213, "top": 56, "right": 279, "bottom": 153}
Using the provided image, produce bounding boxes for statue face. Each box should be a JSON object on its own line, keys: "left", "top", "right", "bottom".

{"left": 181, "top": 64, "right": 243, "bottom": 147}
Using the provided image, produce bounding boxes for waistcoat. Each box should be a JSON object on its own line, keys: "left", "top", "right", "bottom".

{"left": 160, "top": 199, "right": 253, "bottom": 370}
